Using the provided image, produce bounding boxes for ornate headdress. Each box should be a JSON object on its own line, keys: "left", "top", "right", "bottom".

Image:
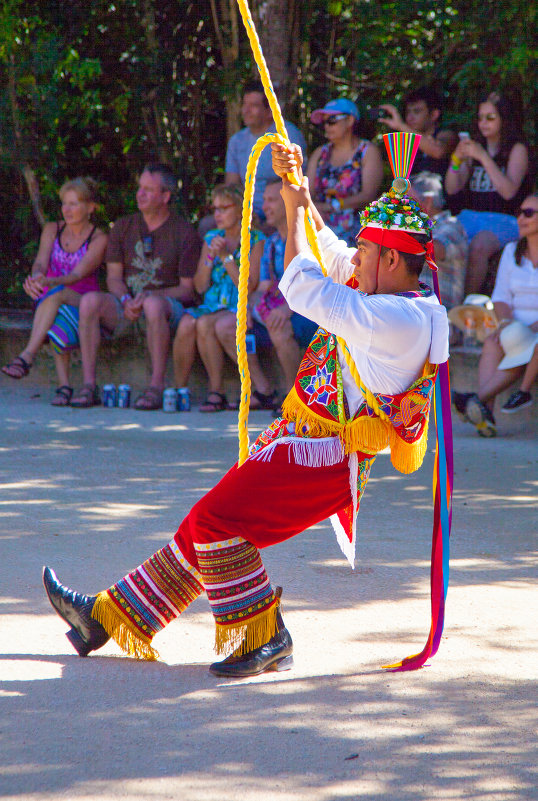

{"left": 358, "top": 133, "right": 439, "bottom": 277}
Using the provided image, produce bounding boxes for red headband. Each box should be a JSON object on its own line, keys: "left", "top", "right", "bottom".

{"left": 358, "top": 226, "right": 426, "bottom": 255}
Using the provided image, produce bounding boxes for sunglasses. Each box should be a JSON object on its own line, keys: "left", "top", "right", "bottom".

{"left": 517, "top": 207, "right": 537, "bottom": 218}
{"left": 323, "top": 113, "right": 349, "bottom": 126}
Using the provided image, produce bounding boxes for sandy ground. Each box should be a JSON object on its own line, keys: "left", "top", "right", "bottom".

{"left": 0, "top": 381, "right": 536, "bottom": 801}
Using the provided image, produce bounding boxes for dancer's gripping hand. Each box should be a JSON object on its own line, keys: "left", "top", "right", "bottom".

{"left": 271, "top": 143, "right": 304, "bottom": 183}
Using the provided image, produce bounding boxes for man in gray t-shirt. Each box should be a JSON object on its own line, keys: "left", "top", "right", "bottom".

{"left": 225, "top": 81, "right": 307, "bottom": 221}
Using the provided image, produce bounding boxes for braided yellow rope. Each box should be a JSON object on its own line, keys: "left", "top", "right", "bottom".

{"left": 235, "top": 0, "right": 383, "bottom": 464}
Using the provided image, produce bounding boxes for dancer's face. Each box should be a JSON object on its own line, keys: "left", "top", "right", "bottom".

{"left": 351, "top": 237, "right": 386, "bottom": 293}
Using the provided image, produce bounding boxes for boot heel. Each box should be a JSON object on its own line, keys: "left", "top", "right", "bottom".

{"left": 66, "top": 627, "right": 91, "bottom": 657}
{"left": 272, "top": 654, "right": 294, "bottom": 672}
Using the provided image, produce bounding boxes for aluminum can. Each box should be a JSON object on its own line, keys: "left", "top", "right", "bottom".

{"left": 103, "top": 384, "right": 117, "bottom": 407}
{"left": 117, "top": 384, "right": 131, "bottom": 408}
{"left": 177, "top": 387, "right": 191, "bottom": 411}
{"left": 163, "top": 388, "right": 177, "bottom": 413}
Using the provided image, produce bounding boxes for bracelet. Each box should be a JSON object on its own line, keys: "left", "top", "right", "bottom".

{"left": 450, "top": 154, "right": 462, "bottom": 172}
{"left": 223, "top": 254, "right": 235, "bottom": 265}
{"left": 120, "top": 293, "right": 131, "bottom": 305}
{"left": 205, "top": 254, "right": 215, "bottom": 262}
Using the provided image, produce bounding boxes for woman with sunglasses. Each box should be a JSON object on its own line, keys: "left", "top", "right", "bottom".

{"left": 306, "top": 99, "right": 383, "bottom": 246}
{"left": 453, "top": 194, "right": 538, "bottom": 434}
{"left": 445, "top": 92, "right": 532, "bottom": 294}
{"left": 172, "top": 184, "right": 265, "bottom": 411}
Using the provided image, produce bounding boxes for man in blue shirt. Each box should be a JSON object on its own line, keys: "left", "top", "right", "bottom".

{"left": 225, "top": 81, "right": 307, "bottom": 221}
{"left": 250, "top": 179, "right": 317, "bottom": 397}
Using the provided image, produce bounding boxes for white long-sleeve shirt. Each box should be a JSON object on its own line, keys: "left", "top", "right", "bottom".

{"left": 279, "top": 226, "right": 449, "bottom": 417}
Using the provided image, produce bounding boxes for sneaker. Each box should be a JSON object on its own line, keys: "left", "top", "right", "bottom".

{"left": 466, "top": 394, "right": 497, "bottom": 438}
{"left": 501, "top": 390, "right": 532, "bottom": 413}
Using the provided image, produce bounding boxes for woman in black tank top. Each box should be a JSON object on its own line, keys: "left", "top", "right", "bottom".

{"left": 445, "top": 92, "right": 531, "bottom": 294}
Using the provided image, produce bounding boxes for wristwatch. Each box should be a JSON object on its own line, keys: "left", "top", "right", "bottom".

{"left": 223, "top": 254, "right": 235, "bottom": 266}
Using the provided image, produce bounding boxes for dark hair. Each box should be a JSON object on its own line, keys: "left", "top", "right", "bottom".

{"left": 243, "top": 80, "right": 270, "bottom": 109}
{"left": 265, "top": 176, "right": 282, "bottom": 188}
{"left": 514, "top": 192, "right": 538, "bottom": 264}
{"left": 475, "top": 92, "right": 525, "bottom": 161}
{"left": 381, "top": 232, "right": 431, "bottom": 277}
{"left": 404, "top": 86, "right": 444, "bottom": 116}
{"left": 142, "top": 163, "right": 177, "bottom": 199}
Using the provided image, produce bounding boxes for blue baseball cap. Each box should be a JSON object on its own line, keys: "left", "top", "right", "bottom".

{"left": 311, "top": 98, "right": 360, "bottom": 125}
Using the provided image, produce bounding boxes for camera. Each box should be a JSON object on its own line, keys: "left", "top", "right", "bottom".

{"left": 368, "top": 107, "right": 388, "bottom": 121}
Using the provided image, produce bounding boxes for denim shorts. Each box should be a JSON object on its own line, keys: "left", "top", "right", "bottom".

{"left": 104, "top": 295, "right": 185, "bottom": 340}
{"left": 252, "top": 313, "right": 317, "bottom": 349}
{"left": 458, "top": 209, "right": 519, "bottom": 248}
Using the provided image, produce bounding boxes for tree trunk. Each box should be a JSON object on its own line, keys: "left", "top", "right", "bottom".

{"left": 251, "top": 0, "right": 296, "bottom": 111}
{"left": 209, "top": 0, "right": 242, "bottom": 140}
{"left": 7, "top": 52, "right": 46, "bottom": 228}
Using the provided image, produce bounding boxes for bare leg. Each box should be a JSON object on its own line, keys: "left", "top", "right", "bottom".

{"left": 78, "top": 292, "right": 119, "bottom": 387}
{"left": 215, "top": 313, "right": 273, "bottom": 396}
{"left": 196, "top": 311, "right": 229, "bottom": 394}
{"left": 465, "top": 231, "right": 501, "bottom": 295}
{"left": 269, "top": 321, "right": 301, "bottom": 391}
{"left": 53, "top": 351, "right": 71, "bottom": 387}
{"left": 520, "top": 345, "right": 538, "bottom": 393}
{"left": 478, "top": 334, "right": 522, "bottom": 407}
{"left": 19, "top": 289, "right": 80, "bottom": 364}
{"left": 172, "top": 313, "right": 197, "bottom": 387}
{"left": 142, "top": 295, "right": 172, "bottom": 390}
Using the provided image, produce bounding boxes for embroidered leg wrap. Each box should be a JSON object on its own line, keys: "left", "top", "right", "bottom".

{"left": 195, "top": 536, "right": 278, "bottom": 656}
{"left": 91, "top": 540, "right": 204, "bottom": 660}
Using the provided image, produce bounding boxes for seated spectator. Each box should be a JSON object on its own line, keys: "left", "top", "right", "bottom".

{"left": 411, "top": 171, "right": 468, "bottom": 310}
{"left": 1, "top": 177, "right": 107, "bottom": 405}
{"left": 172, "top": 184, "right": 266, "bottom": 411}
{"left": 453, "top": 194, "right": 538, "bottom": 436}
{"left": 380, "top": 86, "right": 457, "bottom": 184}
{"left": 244, "top": 178, "right": 318, "bottom": 405}
{"left": 70, "top": 163, "right": 200, "bottom": 409}
{"left": 445, "top": 92, "right": 531, "bottom": 294}
{"left": 225, "top": 80, "right": 307, "bottom": 223}
{"left": 307, "top": 98, "right": 383, "bottom": 245}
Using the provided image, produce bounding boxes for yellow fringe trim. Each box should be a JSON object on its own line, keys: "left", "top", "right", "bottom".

{"left": 214, "top": 600, "right": 278, "bottom": 656}
{"left": 92, "top": 591, "right": 159, "bottom": 661}
{"left": 282, "top": 386, "right": 429, "bottom": 474}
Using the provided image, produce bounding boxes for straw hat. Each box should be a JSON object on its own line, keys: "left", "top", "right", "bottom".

{"left": 498, "top": 321, "right": 538, "bottom": 370}
{"left": 448, "top": 294, "right": 498, "bottom": 343}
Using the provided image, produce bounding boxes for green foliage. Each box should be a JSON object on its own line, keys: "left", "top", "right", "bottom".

{"left": 0, "top": 0, "right": 535, "bottom": 305}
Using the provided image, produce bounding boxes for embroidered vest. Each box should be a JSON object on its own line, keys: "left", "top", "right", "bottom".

{"left": 281, "top": 316, "right": 438, "bottom": 475}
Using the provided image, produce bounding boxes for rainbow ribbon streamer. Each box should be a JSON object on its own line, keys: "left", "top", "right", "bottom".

{"left": 383, "top": 132, "right": 421, "bottom": 178}
{"left": 384, "top": 269, "right": 453, "bottom": 671}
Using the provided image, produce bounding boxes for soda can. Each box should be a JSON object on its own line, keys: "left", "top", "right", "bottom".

{"left": 117, "top": 384, "right": 131, "bottom": 408}
{"left": 163, "top": 388, "right": 177, "bottom": 413}
{"left": 177, "top": 387, "right": 191, "bottom": 411}
{"left": 103, "top": 384, "right": 117, "bottom": 407}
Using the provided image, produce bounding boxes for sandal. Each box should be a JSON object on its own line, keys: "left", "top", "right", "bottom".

{"left": 134, "top": 386, "right": 163, "bottom": 411}
{"left": 250, "top": 390, "right": 278, "bottom": 410}
{"left": 51, "top": 386, "right": 73, "bottom": 407}
{"left": 1, "top": 355, "right": 32, "bottom": 380}
{"left": 71, "top": 384, "right": 101, "bottom": 408}
{"left": 199, "top": 391, "right": 229, "bottom": 413}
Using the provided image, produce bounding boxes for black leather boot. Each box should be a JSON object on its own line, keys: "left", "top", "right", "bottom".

{"left": 209, "top": 587, "right": 293, "bottom": 678}
{"left": 42, "top": 566, "right": 110, "bottom": 657}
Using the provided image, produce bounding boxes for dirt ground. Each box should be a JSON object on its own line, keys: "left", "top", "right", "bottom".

{"left": 1, "top": 380, "right": 536, "bottom": 801}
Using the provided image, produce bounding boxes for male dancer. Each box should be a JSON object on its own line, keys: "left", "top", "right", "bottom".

{"left": 43, "top": 141, "right": 449, "bottom": 678}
